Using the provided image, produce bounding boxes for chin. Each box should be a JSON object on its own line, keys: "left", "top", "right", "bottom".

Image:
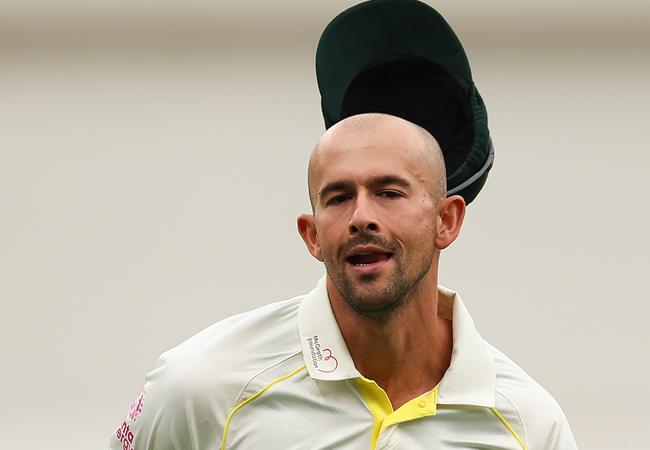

{"left": 327, "top": 263, "right": 415, "bottom": 317}
{"left": 345, "top": 295, "right": 404, "bottom": 320}
{"left": 343, "top": 282, "right": 403, "bottom": 314}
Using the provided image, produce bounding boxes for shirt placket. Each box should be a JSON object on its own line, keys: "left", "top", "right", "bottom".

{"left": 375, "top": 425, "right": 397, "bottom": 450}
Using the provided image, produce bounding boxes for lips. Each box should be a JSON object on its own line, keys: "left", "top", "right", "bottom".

{"left": 346, "top": 252, "right": 392, "bottom": 265}
{"left": 344, "top": 246, "right": 393, "bottom": 275}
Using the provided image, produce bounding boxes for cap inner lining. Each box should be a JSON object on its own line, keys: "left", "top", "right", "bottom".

{"left": 340, "top": 57, "right": 474, "bottom": 176}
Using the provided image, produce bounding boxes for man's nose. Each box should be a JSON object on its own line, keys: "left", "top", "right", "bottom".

{"left": 348, "top": 194, "right": 379, "bottom": 234}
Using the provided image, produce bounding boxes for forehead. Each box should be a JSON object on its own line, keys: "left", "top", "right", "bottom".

{"left": 313, "top": 124, "right": 432, "bottom": 187}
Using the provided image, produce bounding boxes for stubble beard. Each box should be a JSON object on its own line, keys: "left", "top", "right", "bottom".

{"left": 326, "top": 240, "right": 435, "bottom": 323}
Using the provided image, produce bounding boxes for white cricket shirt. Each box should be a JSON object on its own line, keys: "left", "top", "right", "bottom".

{"left": 109, "top": 277, "right": 577, "bottom": 450}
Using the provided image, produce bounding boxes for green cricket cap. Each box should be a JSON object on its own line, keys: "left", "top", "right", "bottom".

{"left": 316, "top": 0, "right": 494, "bottom": 204}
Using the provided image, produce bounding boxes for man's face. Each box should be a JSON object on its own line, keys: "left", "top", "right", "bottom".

{"left": 306, "top": 119, "right": 440, "bottom": 319}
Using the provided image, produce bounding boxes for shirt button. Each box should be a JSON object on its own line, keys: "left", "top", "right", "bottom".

{"left": 418, "top": 400, "right": 427, "bottom": 408}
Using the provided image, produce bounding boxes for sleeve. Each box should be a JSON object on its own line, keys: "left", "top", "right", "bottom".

{"left": 528, "top": 400, "right": 578, "bottom": 450}
{"left": 518, "top": 387, "right": 579, "bottom": 450}
{"left": 489, "top": 344, "right": 579, "bottom": 450}
{"left": 108, "top": 350, "right": 229, "bottom": 450}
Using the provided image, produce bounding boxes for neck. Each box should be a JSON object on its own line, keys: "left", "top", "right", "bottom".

{"left": 327, "top": 272, "right": 453, "bottom": 409}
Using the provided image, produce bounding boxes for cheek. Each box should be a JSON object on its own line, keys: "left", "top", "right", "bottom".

{"left": 314, "top": 217, "right": 346, "bottom": 257}
{"left": 393, "top": 207, "right": 436, "bottom": 244}
{"left": 395, "top": 196, "right": 434, "bottom": 219}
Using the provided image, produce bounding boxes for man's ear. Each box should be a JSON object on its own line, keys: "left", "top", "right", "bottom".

{"left": 435, "top": 195, "right": 466, "bottom": 250}
{"left": 297, "top": 214, "right": 324, "bottom": 262}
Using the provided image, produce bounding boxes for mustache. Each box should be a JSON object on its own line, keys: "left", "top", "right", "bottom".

{"left": 339, "top": 232, "right": 400, "bottom": 257}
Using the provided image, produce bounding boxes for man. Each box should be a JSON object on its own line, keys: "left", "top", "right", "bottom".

{"left": 109, "top": 113, "right": 578, "bottom": 450}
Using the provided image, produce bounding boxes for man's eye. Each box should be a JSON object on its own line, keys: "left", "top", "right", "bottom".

{"left": 379, "top": 191, "right": 402, "bottom": 198}
{"left": 328, "top": 195, "right": 351, "bottom": 205}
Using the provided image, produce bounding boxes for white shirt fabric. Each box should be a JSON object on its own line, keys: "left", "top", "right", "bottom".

{"left": 109, "top": 277, "right": 578, "bottom": 450}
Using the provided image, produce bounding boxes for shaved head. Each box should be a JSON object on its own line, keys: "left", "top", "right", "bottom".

{"left": 308, "top": 113, "right": 446, "bottom": 211}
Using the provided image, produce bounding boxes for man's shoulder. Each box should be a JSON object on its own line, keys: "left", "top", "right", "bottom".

{"left": 161, "top": 295, "right": 304, "bottom": 385}
{"left": 144, "top": 295, "right": 305, "bottom": 412}
{"left": 110, "top": 297, "right": 307, "bottom": 450}
{"left": 488, "top": 342, "right": 564, "bottom": 414}
{"left": 487, "top": 343, "right": 577, "bottom": 449}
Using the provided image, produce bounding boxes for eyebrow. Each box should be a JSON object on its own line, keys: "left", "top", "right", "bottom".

{"left": 318, "top": 180, "right": 355, "bottom": 201}
{"left": 369, "top": 175, "right": 411, "bottom": 189}
{"left": 318, "top": 175, "right": 412, "bottom": 201}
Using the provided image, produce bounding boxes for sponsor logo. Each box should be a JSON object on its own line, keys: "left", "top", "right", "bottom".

{"left": 307, "top": 335, "right": 339, "bottom": 373}
{"left": 319, "top": 348, "right": 338, "bottom": 373}
{"left": 116, "top": 421, "right": 135, "bottom": 450}
{"left": 115, "top": 390, "right": 144, "bottom": 450}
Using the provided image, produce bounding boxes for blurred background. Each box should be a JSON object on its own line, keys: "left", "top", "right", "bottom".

{"left": 1, "top": 1, "right": 648, "bottom": 449}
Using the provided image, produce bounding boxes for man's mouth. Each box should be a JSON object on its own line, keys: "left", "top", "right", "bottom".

{"left": 345, "top": 252, "right": 393, "bottom": 266}
{"left": 344, "top": 247, "right": 394, "bottom": 275}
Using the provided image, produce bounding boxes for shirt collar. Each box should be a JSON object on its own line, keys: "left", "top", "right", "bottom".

{"left": 436, "top": 285, "right": 495, "bottom": 408}
{"left": 298, "top": 276, "right": 361, "bottom": 380}
{"left": 297, "top": 276, "right": 495, "bottom": 407}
